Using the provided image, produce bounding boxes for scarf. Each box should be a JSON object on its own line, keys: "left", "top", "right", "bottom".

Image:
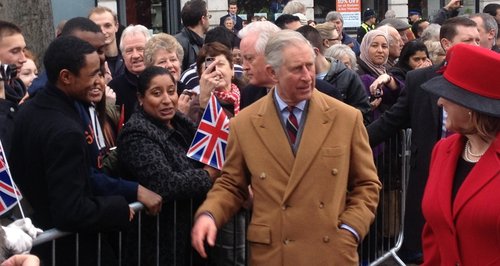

{"left": 213, "top": 83, "right": 240, "bottom": 115}
{"left": 359, "top": 29, "right": 389, "bottom": 77}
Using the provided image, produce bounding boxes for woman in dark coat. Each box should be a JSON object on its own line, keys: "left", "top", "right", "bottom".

{"left": 117, "top": 66, "right": 218, "bottom": 265}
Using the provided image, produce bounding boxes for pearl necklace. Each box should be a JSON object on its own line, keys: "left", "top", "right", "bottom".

{"left": 463, "top": 140, "right": 485, "bottom": 163}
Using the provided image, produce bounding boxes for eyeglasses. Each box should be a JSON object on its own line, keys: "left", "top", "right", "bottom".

{"left": 205, "top": 14, "right": 212, "bottom": 19}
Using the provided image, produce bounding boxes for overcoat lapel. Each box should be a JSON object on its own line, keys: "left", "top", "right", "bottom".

{"left": 436, "top": 137, "right": 462, "bottom": 229}
{"left": 283, "top": 90, "right": 337, "bottom": 201}
{"left": 250, "top": 90, "right": 295, "bottom": 173}
{"left": 453, "top": 133, "right": 500, "bottom": 218}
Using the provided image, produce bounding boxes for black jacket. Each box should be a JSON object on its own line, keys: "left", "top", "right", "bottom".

{"left": 367, "top": 64, "right": 443, "bottom": 253}
{"left": 323, "top": 58, "right": 371, "bottom": 124}
{"left": 0, "top": 99, "right": 16, "bottom": 156}
{"left": 10, "top": 83, "right": 130, "bottom": 265}
{"left": 108, "top": 68, "right": 139, "bottom": 123}
{"left": 175, "top": 27, "right": 204, "bottom": 73}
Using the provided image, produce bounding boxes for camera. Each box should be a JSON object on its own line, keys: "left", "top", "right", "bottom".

{"left": 0, "top": 64, "right": 17, "bottom": 82}
{"left": 373, "top": 88, "right": 382, "bottom": 98}
{"left": 205, "top": 57, "right": 215, "bottom": 72}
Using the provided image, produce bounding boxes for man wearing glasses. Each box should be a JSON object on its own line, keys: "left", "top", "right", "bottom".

{"left": 175, "top": 0, "right": 211, "bottom": 72}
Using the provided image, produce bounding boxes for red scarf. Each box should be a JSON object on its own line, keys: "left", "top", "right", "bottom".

{"left": 213, "top": 83, "right": 240, "bottom": 115}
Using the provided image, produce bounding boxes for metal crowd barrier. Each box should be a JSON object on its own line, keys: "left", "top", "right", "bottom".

{"left": 32, "top": 129, "right": 412, "bottom": 266}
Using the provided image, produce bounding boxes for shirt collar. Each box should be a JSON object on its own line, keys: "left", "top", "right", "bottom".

{"left": 273, "top": 87, "right": 307, "bottom": 112}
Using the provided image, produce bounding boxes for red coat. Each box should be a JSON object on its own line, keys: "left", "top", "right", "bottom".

{"left": 421, "top": 132, "right": 500, "bottom": 266}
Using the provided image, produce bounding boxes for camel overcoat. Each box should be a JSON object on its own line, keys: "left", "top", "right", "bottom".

{"left": 196, "top": 89, "right": 381, "bottom": 265}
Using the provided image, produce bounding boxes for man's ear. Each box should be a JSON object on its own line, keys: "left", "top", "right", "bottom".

{"left": 265, "top": 64, "right": 278, "bottom": 84}
{"left": 59, "top": 69, "right": 72, "bottom": 85}
{"left": 440, "top": 38, "right": 451, "bottom": 52}
{"left": 313, "top": 47, "right": 321, "bottom": 57}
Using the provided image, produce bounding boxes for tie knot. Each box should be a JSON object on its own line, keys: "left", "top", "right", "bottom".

{"left": 287, "top": 106, "right": 295, "bottom": 112}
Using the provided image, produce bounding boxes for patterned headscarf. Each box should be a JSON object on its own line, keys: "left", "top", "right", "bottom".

{"left": 359, "top": 29, "right": 389, "bottom": 77}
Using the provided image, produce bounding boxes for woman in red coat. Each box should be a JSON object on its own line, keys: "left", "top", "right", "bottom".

{"left": 420, "top": 43, "right": 500, "bottom": 265}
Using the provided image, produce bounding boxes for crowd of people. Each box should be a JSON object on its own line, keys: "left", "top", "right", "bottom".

{"left": 0, "top": 0, "right": 499, "bottom": 265}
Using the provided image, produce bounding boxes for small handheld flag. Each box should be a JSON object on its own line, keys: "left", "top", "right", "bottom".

{"left": 0, "top": 140, "right": 23, "bottom": 217}
{"left": 187, "top": 94, "right": 230, "bottom": 170}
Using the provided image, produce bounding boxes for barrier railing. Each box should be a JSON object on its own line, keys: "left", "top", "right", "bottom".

{"left": 31, "top": 129, "right": 412, "bottom": 266}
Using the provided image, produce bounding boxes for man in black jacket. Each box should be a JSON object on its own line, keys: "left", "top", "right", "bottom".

{"left": 10, "top": 36, "right": 133, "bottom": 265}
{"left": 367, "top": 17, "right": 480, "bottom": 263}
{"left": 297, "top": 25, "right": 371, "bottom": 124}
{"left": 175, "top": 0, "right": 210, "bottom": 72}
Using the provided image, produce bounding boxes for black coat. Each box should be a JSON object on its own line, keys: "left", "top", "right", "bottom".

{"left": 323, "top": 58, "right": 371, "bottom": 124}
{"left": 0, "top": 99, "right": 16, "bottom": 156}
{"left": 108, "top": 68, "right": 139, "bottom": 123}
{"left": 117, "top": 109, "right": 212, "bottom": 265}
{"left": 10, "top": 83, "right": 130, "bottom": 265}
{"left": 367, "top": 64, "right": 442, "bottom": 254}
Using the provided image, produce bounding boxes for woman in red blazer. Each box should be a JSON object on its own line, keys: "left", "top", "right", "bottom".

{"left": 420, "top": 43, "right": 500, "bottom": 265}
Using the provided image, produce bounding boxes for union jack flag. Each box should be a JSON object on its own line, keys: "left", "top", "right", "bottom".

{"left": 187, "top": 94, "right": 230, "bottom": 170}
{"left": 0, "top": 141, "right": 22, "bottom": 216}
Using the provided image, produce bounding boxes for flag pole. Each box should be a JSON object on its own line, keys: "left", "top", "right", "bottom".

{"left": 0, "top": 140, "right": 25, "bottom": 219}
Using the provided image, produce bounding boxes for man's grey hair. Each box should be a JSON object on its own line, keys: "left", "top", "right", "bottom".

{"left": 119, "top": 24, "right": 152, "bottom": 53}
{"left": 420, "top": 23, "right": 441, "bottom": 42}
{"left": 325, "top": 44, "right": 358, "bottom": 71}
{"left": 376, "top": 25, "right": 397, "bottom": 45}
{"left": 265, "top": 30, "right": 314, "bottom": 72}
{"left": 470, "top": 13, "right": 498, "bottom": 41}
{"left": 385, "top": 10, "right": 396, "bottom": 19}
{"left": 325, "top": 11, "right": 344, "bottom": 24}
{"left": 282, "top": 0, "right": 306, "bottom": 15}
{"left": 238, "top": 21, "right": 280, "bottom": 54}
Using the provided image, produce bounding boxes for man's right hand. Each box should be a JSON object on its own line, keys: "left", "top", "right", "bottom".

{"left": 191, "top": 214, "right": 217, "bottom": 258}
{"left": 137, "top": 185, "right": 162, "bottom": 215}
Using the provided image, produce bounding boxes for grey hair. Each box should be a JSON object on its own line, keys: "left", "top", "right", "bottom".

{"left": 282, "top": 0, "right": 306, "bottom": 15}
{"left": 424, "top": 40, "right": 445, "bottom": 65}
{"left": 376, "top": 25, "right": 397, "bottom": 45}
{"left": 119, "top": 24, "right": 152, "bottom": 53}
{"left": 470, "top": 13, "right": 498, "bottom": 42}
{"left": 420, "top": 23, "right": 441, "bottom": 42}
{"left": 325, "top": 11, "right": 344, "bottom": 24}
{"left": 238, "top": 21, "right": 280, "bottom": 54}
{"left": 385, "top": 10, "right": 396, "bottom": 19}
{"left": 144, "top": 33, "right": 184, "bottom": 67}
{"left": 265, "top": 30, "right": 314, "bottom": 72}
{"left": 324, "top": 44, "right": 358, "bottom": 71}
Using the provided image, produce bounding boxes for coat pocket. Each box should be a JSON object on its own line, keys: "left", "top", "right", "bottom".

{"left": 321, "top": 146, "right": 345, "bottom": 157}
{"left": 247, "top": 223, "right": 271, "bottom": 245}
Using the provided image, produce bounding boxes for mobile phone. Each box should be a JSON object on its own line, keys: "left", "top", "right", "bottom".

{"left": 205, "top": 57, "right": 215, "bottom": 72}
{"left": 373, "top": 88, "right": 382, "bottom": 98}
{"left": 459, "top": 0, "right": 464, "bottom": 5}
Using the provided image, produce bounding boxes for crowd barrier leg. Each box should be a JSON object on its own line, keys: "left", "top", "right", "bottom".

{"left": 369, "top": 129, "right": 411, "bottom": 266}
